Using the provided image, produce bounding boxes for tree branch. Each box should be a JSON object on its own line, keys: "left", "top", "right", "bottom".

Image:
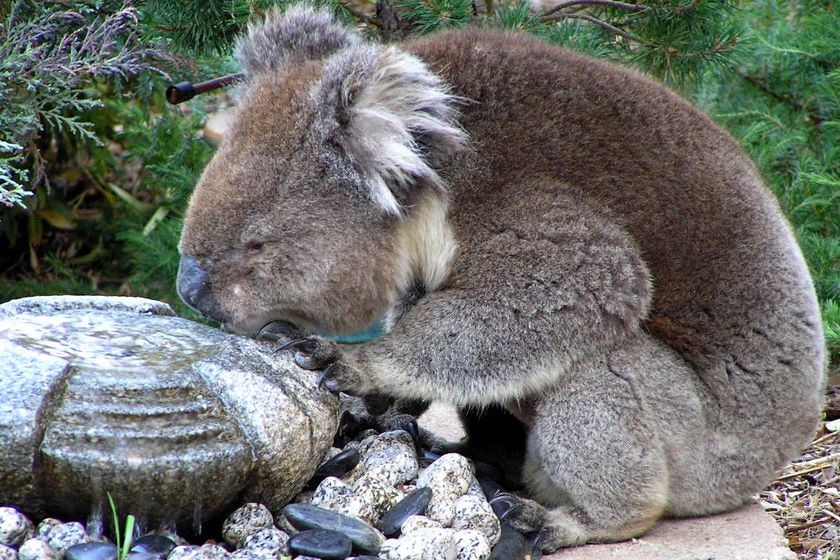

{"left": 543, "top": 0, "right": 647, "bottom": 19}
{"left": 542, "top": 11, "right": 646, "bottom": 44}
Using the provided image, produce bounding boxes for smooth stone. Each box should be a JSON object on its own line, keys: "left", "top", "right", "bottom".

{"left": 288, "top": 529, "right": 352, "bottom": 559}
{"left": 487, "top": 522, "right": 529, "bottom": 560}
{"left": 222, "top": 504, "right": 274, "bottom": 548}
{"left": 283, "top": 504, "right": 383, "bottom": 554}
{"left": 18, "top": 539, "right": 57, "bottom": 560}
{"left": 377, "top": 488, "right": 433, "bottom": 537}
{"left": 0, "top": 544, "right": 17, "bottom": 560}
{"left": 130, "top": 535, "right": 177, "bottom": 557}
{"left": 65, "top": 543, "right": 117, "bottom": 560}
{"left": 309, "top": 448, "right": 362, "bottom": 488}
{"left": 125, "top": 553, "right": 162, "bottom": 560}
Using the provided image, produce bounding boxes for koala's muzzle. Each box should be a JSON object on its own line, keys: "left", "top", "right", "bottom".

{"left": 177, "top": 255, "right": 221, "bottom": 321}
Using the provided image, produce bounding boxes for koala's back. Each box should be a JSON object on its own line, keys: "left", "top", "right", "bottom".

{"left": 409, "top": 30, "right": 825, "bottom": 475}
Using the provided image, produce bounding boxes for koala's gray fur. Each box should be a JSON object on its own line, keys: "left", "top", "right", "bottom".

{"left": 177, "top": 5, "right": 827, "bottom": 550}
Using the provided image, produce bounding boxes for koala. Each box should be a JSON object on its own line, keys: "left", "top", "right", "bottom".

{"left": 176, "top": 5, "right": 826, "bottom": 551}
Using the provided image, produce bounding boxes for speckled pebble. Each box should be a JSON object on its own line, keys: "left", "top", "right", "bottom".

{"left": 0, "top": 544, "right": 18, "bottom": 560}
{"left": 352, "top": 474, "right": 404, "bottom": 521}
{"left": 168, "top": 544, "right": 228, "bottom": 560}
{"left": 226, "top": 550, "right": 274, "bottom": 560}
{"left": 379, "top": 528, "right": 456, "bottom": 560}
{"left": 240, "top": 526, "right": 288, "bottom": 556}
{"left": 18, "top": 538, "right": 57, "bottom": 560}
{"left": 311, "top": 476, "right": 375, "bottom": 523}
{"left": 399, "top": 516, "right": 443, "bottom": 536}
{"left": 363, "top": 442, "right": 418, "bottom": 487}
{"left": 35, "top": 521, "right": 61, "bottom": 541}
{"left": 453, "top": 530, "right": 491, "bottom": 560}
{"left": 416, "top": 454, "right": 473, "bottom": 526}
{"left": 451, "top": 495, "right": 500, "bottom": 546}
{"left": 165, "top": 545, "right": 198, "bottom": 560}
{"left": 0, "top": 507, "right": 34, "bottom": 547}
{"left": 46, "top": 523, "right": 88, "bottom": 558}
{"left": 222, "top": 504, "right": 274, "bottom": 548}
{"left": 416, "top": 454, "right": 472, "bottom": 496}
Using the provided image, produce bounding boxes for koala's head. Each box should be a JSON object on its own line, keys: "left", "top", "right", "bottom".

{"left": 177, "top": 5, "right": 467, "bottom": 336}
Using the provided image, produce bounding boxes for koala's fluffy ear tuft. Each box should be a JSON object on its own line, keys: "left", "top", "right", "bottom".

{"left": 326, "top": 46, "right": 469, "bottom": 216}
{"left": 235, "top": 4, "right": 359, "bottom": 76}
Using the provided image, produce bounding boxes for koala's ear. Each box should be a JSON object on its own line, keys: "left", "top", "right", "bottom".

{"left": 327, "top": 46, "right": 469, "bottom": 216}
{"left": 235, "top": 4, "right": 359, "bottom": 76}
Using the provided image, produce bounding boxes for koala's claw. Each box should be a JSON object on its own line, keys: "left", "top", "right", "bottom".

{"left": 274, "top": 337, "right": 316, "bottom": 354}
{"left": 489, "top": 493, "right": 546, "bottom": 534}
{"left": 317, "top": 363, "right": 343, "bottom": 393}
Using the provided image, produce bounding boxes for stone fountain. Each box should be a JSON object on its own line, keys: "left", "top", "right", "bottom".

{"left": 0, "top": 296, "right": 338, "bottom": 527}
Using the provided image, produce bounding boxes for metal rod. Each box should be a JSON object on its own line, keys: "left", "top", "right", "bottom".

{"left": 166, "top": 72, "right": 245, "bottom": 105}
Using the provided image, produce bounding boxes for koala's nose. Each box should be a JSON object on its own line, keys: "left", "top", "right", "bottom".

{"left": 177, "top": 254, "right": 211, "bottom": 311}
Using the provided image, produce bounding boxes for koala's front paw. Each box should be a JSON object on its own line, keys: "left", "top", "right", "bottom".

{"left": 276, "top": 336, "right": 372, "bottom": 395}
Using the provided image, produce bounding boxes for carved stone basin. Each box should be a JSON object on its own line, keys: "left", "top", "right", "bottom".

{"left": 0, "top": 296, "right": 338, "bottom": 527}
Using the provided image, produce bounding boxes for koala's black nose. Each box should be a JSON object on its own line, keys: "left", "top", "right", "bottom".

{"left": 177, "top": 255, "right": 211, "bottom": 312}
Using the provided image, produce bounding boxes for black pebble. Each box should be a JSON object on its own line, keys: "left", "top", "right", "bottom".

{"left": 307, "top": 448, "right": 361, "bottom": 488}
{"left": 129, "top": 534, "right": 177, "bottom": 558}
{"left": 288, "top": 529, "right": 352, "bottom": 559}
{"left": 65, "top": 542, "right": 117, "bottom": 560}
{"left": 489, "top": 522, "right": 533, "bottom": 560}
{"left": 376, "top": 487, "right": 433, "bottom": 537}
{"left": 283, "top": 503, "right": 381, "bottom": 554}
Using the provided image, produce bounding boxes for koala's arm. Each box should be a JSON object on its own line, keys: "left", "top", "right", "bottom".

{"left": 339, "top": 191, "right": 652, "bottom": 406}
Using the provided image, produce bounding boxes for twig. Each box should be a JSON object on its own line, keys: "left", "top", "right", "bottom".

{"left": 543, "top": 0, "right": 647, "bottom": 18}
{"left": 777, "top": 452, "right": 840, "bottom": 480}
{"left": 542, "top": 12, "right": 645, "bottom": 44}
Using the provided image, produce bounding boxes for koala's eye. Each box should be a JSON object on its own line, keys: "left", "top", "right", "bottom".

{"left": 244, "top": 240, "right": 264, "bottom": 252}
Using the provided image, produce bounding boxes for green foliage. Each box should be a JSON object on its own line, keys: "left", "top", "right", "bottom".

{"left": 107, "top": 492, "right": 136, "bottom": 560}
{"left": 397, "top": 0, "right": 474, "bottom": 33}
{"left": 694, "top": 0, "right": 839, "bottom": 366}
{"left": 0, "top": 0, "right": 165, "bottom": 207}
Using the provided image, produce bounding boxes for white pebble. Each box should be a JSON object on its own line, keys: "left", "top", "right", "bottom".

{"left": 240, "top": 526, "right": 289, "bottom": 555}
{"left": 416, "top": 454, "right": 474, "bottom": 527}
{"left": 400, "top": 516, "right": 443, "bottom": 535}
{"left": 0, "top": 508, "right": 34, "bottom": 547}
{"left": 222, "top": 503, "right": 273, "bottom": 548}
{"left": 17, "top": 539, "right": 56, "bottom": 560}
{"left": 452, "top": 494, "right": 500, "bottom": 546}
{"left": 453, "top": 529, "right": 491, "bottom": 560}
{"left": 45, "top": 523, "right": 87, "bottom": 558}
{"left": 379, "top": 527, "right": 457, "bottom": 560}
{"left": 0, "top": 544, "right": 18, "bottom": 560}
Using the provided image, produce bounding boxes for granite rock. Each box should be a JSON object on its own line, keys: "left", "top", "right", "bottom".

{"left": 0, "top": 296, "right": 338, "bottom": 525}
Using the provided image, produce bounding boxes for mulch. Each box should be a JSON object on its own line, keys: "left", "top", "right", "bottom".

{"left": 761, "top": 382, "right": 840, "bottom": 559}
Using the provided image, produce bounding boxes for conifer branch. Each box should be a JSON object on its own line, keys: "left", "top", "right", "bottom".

{"left": 542, "top": 0, "right": 647, "bottom": 18}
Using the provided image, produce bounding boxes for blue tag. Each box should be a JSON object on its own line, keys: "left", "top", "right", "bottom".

{"left": 321, "top": 320, "right": 386, "bottom": 344}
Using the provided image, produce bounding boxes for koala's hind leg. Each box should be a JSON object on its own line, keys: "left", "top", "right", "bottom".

{"left": 507, "top": 357, "right": 671, "bottom": 551}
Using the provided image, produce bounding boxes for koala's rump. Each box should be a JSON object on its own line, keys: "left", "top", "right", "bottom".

{"left": 409, "top": 29, "right": 825, "bottom": 463}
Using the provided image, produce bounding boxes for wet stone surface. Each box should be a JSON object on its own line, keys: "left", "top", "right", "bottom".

{"left": 0, "top": 296, "right": 338, "bottom": 527}
{"left": 288, "top": 528, "right": 352, "bottom": 559}
{"left": 64, "top": 542, "right": 116, "bottom": 560}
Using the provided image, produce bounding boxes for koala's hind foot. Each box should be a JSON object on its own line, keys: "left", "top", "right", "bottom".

{"left": 506, "top": 359, "right": 671, "bottom": 552}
